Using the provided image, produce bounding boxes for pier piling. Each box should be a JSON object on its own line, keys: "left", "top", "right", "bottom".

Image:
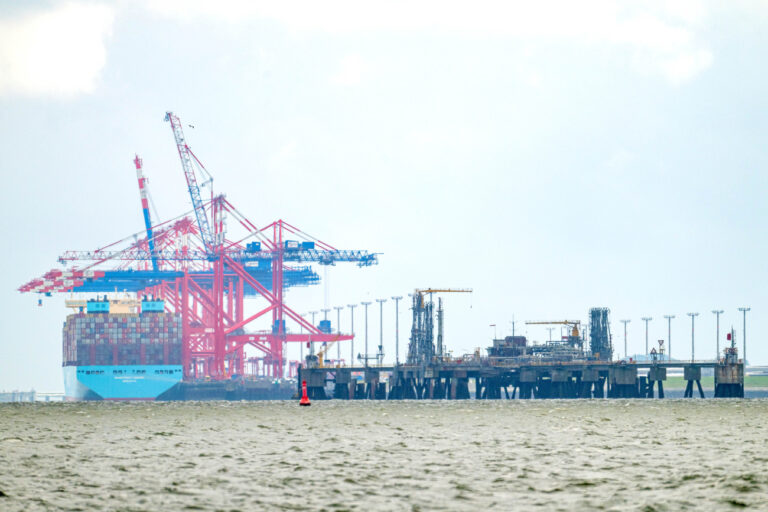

{"left": 299, "top": 360, "right": 744, "bottom": 401}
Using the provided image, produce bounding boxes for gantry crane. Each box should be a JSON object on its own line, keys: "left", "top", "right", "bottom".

{"left": 20, "top": 112, "right": 379, "bottom": 380}
{"left": 407, "top": 288, "right": 472, "bottom": 365}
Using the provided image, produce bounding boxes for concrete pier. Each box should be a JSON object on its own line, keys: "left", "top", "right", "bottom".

{"left": 714, "top": 364, "right": 744, "bottom": 398}
{"left": 646, "top": 366, "right": 666, "bottom": 398}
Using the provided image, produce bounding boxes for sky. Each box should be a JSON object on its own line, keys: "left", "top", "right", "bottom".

{"left": 1, "top": 0, "right": 767, "bottom": 392}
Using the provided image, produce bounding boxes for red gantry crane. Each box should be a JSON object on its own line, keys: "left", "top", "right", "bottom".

{"left": 19, "top": 112, "right": 378, "bottom": 380}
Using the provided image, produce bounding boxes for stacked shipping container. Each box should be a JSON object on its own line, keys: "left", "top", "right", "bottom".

{"left": 63, "top": 312, "right": 182, "bottom": 366}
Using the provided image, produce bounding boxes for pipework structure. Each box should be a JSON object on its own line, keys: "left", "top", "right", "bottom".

{"left": 406, "top": 289, "right": 472, "bottom": 365}
{"left": 589, "top": 308, "right": 612, "bottom": 361}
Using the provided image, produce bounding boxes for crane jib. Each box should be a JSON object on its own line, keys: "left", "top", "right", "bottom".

{"left": 133, "top": 155, "right": 159, "bottom": 272}
{"left": 165, "top": 112, "right": 216, "bottom": 255}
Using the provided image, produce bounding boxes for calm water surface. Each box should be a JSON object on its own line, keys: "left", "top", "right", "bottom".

{"left": 1, "top": 400, "right": 767, "bottom": 511}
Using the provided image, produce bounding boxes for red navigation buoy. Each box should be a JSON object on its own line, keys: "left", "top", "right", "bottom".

{"left": 299, "top": 380, "right": 311, "bottom": 406}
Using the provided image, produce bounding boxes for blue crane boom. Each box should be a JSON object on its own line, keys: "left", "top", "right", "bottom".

{"left": 57, "top": 248, "right": 378, "bottom": 266}
{"left": 164, "top": 111, "right": 216, "bottom": 255}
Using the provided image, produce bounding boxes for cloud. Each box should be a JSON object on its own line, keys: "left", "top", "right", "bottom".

{"left": 269, "top": 140, "right": 298, "bottom": 167}
{"left": 141, "top": 0, "right": 719, "bottom": 85}
{"left": 659, "top": 49, "right": 713, "bottom": 85}
{"left": 0, "top": 3, "right": 115, "bottom": 97}
{"left": 605, "top": 149, "right": 635, "bottom": 171}
{"left": 330, "top": 55, "right": 366, "bottom": 86}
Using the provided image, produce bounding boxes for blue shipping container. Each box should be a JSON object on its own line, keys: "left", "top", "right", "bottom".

{"left": 141, "top": 301, "right": 165, "bottom": 313}
{"left": 87, "top": 301, "right": 110, "bottom": 314}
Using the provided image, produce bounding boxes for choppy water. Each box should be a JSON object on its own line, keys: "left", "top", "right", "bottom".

{"left": 1, "top": 400, "right": 767, "bottom": 511}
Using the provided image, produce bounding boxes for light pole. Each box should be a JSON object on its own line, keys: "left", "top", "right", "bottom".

{"left": 392, "top": 296, "right": 403, "bottom": 365}
{"left": 547, "top": 327, "right": 554, "bottom": 342}
{"left": 309, "top": 311, "right": 318, "bottom": 355}
{"left": 620, "top": 319, "right": 630, "bottom": 359}
{"left": 347, "top": 304, "right": 357, "bottom": 367}
{"left": 664, "top": 315, "right": 675, "bottom": 361}
{"left": 321, "top": 308, "right": 331, "bottom": 363}
{"left": 334, "top": 306, "right": 344, "bottom": 364}
{"left": 641, "top": 317, "right": 652, "bottom": 356}
{"left": 712, "top": 310, "right": 723, "bottom": 361}
{"left": 490, "top": 324, "right": 497, "bottom": 340}
{"left": 687, "top": 312, "right": 699, "bottom": 362}
{"left": 361, "top": 301, "right": 371, "bottom": 367}
{"left": 738, "top": 307, "right": 750, "bottom": 365}
{"left": 321, "top": 306, "right": 331, "bottom": 358}
{"left": 376, "top": 299, "right": 387, "bottom": 366}
{"left": 300, "top": 313, "right": 306, "bottom": 362}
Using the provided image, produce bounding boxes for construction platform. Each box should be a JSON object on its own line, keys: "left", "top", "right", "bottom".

{"left": 298, "top": 360, "right": 745, "bottom": 400}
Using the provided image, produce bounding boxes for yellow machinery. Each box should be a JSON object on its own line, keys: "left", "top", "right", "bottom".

{"left": 413, "top": 288, "right": 473, "bottom": 305}
{"left": 525, "top": 320, "right": 581, "bottom": 339}
{"left": 316, "top": 335, "right": 344, "bottom": 368}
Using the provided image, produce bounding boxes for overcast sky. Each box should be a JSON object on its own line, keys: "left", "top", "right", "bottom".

{"left": 1, "top": 1, "right": 767, "bottom": 392}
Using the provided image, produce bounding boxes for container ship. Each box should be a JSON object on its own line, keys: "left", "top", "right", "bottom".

{"left": 62, "top": 296, "right": 183, "bottom": 400}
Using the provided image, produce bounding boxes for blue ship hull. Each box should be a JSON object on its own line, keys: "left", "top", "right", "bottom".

{"left": 63, "top": 365, "right": 183, "bottom": 401}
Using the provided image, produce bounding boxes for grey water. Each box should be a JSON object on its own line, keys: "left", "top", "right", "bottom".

{"left": 1, "top": 400, "right": 767, "bottom": 511}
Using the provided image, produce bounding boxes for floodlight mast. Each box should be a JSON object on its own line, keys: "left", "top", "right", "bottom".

{"left": 712, "top": 310, "right": 724, "bottom": 360}
{"left": 641, "top": 317, "right": 652, "bottom": 356}
{"left": 620, "top": 320, "right": 630, "bottom": 359}
{"left": 687, "top": 312, "right": 699, "bottom": 362}
{"left": 738, "top": 307, "right": 750, "bottom": 365}
{"left": 664, "top": 315, "right": 675, "bottom": 361}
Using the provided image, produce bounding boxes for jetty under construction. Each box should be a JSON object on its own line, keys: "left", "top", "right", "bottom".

{"left": 299, "top": 299, "right": 745, "bottom": 401}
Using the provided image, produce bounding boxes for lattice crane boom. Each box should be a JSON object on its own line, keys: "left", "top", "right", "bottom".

{"left": 413, "top": 288, "right": 472, "bottom": 307}
{"left": 165, "top": 111, "right": 216, "bottom": 255}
